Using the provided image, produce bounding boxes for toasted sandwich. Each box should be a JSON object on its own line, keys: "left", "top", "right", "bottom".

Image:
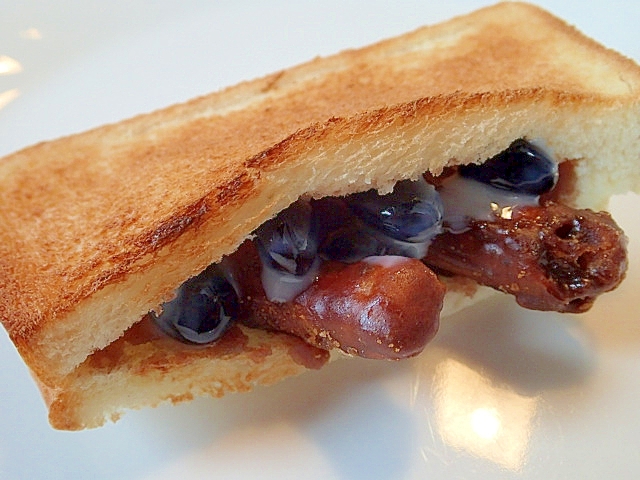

{"left": 0, "top": 2, "right": 638, "bottom": 430}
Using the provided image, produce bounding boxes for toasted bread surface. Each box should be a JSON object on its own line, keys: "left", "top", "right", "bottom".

{"left": 1, "top": 2, "right": 640, "bottom": 428}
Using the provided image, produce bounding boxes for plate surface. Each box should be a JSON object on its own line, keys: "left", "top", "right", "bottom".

{"left": 1, "top": 1, "right": 639, "bottom": 479}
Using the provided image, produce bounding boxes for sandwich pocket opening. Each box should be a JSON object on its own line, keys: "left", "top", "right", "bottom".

{"left": 146, "top": 139, "right": 627, "bottom": 359}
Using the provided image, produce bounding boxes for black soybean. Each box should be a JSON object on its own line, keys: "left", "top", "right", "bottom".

{"left": 459, "top": 139, "right": 558, "bottom": 195}
{"left": 255, "top": 199, "right": 319, "bottom": 276}
{"left": 346, "top": 179, "right": 444, "bottom": 243}
{"left": 151, "top": 264, "right": 238, "bottom": 344}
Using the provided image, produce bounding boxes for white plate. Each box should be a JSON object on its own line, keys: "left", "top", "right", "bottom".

{"left": 1, "top": 2, "right": 639, "bottom": 479}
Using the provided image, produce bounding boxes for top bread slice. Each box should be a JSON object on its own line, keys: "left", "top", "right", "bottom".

{"left": 1, "top": 2, "right": 640, "bottom": 428}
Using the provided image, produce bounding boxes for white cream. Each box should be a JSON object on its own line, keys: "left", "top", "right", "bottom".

{"left": 438, "top": 175, "right": 540, "bottom": 233}
{"left": 362, "top": 255, "right": 411, "bottom": 269}
{"left": 261, "top": 256, "right": 321, "bottom": 303}
{"left": 366, "top": 227, "right": 435, "bottom": 259}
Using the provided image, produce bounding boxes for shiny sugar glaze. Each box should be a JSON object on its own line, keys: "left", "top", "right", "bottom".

{"left": 152, "top": 139, "right": 559, "bottom": 345}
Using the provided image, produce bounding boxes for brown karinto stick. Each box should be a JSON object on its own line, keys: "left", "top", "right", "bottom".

{"left": 231, "top": 241, "right": 445, "bottom": 360}
{"left": 424, "top": 202, "right": 628, "bottom": 312}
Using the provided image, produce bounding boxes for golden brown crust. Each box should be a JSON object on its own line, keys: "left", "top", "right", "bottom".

{"left": 1, "top": 2, "right": 640, "bottom": 428}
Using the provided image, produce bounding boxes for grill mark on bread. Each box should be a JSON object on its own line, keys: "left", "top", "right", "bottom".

{"left": 243, "top": 117, "right": 345, "bottom": 171}
{"left": 146, "top": 199, "right": 210, "bottom": 249}
{"left": 241, "top": 89, "right": 601, "bottom": 176}
{"left": 46, "top": 199, "right": 213, "bottom": 314}
{"left": 215, "top": 172, "right": 256, "bottom": 205}
{"left": 260, "top": 71, "right": 286, "bottom": 93}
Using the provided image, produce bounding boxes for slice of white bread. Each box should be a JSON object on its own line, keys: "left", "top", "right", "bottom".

{"left": 1, "top": 2, "right": 639, "bottom": 429}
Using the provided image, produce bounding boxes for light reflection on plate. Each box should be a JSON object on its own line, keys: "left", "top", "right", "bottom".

{"left": 431, "top": 358, "right": 538, "bottom": 471}
{"left": 0, "top": 56, "right": 22, "bottom": 111}
{"left": 0, "top": 88, "right": 20, "bottom": 110}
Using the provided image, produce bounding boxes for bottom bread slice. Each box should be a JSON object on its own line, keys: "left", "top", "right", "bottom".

{"left": 39, "top": 283, "right": 493, "bottom": 430}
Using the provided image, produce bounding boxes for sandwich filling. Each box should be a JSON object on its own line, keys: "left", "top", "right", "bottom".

{"left": 150, "top": 139, "right": 627, "bottom": 359}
